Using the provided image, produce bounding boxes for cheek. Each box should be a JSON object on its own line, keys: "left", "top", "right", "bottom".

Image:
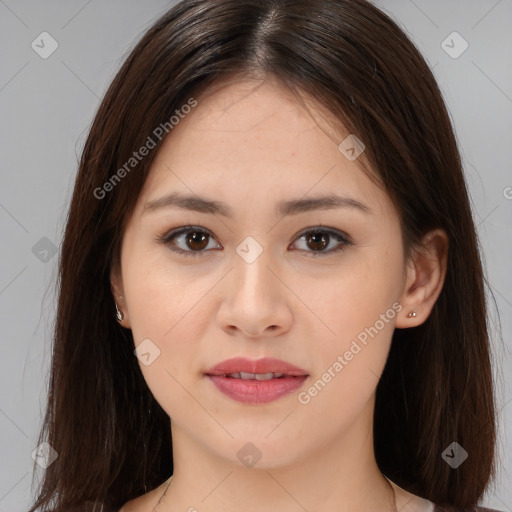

{"left": 123, "top": 248, "right": 203, "bottom": 335}
{"left": 298, "top": 305, "right": 396, "bottom": 429}
{"left": 299, "top": 248, "right": 402, "bottom": 405}
{"left": 125, "top": 265, "right": 206, "bottom": 422}
{"left": 304, "top": 249, "right": 402, "bottom": 342}
{"left": 120, "top": 259, "right": 202, "bottom": 407}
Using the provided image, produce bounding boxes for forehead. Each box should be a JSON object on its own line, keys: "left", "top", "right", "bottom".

{"left": 133, "top": 77, "right": 391, "bottom": 220}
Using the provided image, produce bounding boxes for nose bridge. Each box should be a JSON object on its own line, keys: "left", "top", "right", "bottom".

{"left": 232, "top": 239, "right": 275, "bottom": 304}
{"left": 216, "top": 237, "right": 292, "bottom": 337}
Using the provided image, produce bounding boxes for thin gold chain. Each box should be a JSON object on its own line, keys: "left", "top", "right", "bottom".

{"left": 152, "top": 475, "right": 173, "bottom": 512}
{"left": 152, "top": 474, "right": 398, "bottom": 512}
{"left": 385, "top": 476, "right": 399, "bottom": 512}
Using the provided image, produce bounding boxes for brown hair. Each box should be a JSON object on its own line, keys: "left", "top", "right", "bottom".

{"left": 29, "top": 0, "right": 497, "bottom": 510}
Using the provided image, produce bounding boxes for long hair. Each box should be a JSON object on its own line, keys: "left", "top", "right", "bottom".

{"left": 29, "top": 0, "right": 497, "bottom": 510}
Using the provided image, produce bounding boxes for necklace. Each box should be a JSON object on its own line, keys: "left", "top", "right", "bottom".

{"left": 385, "top": 476, "right": 399, "bottom": 512}
{"left": 152, "top": 475, "right": 173, "bottom": 511}
{"left": 153, "top": 475, "right": 398, "bottom": 511}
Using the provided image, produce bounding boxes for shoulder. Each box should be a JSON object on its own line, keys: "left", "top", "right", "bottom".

{"left": 118, "top": 477, "right": 172, "bottom": 512}
{"left": 49, "top": 503, "right": 118, "bottom": 512}
{"left": 434, "top": 506, "right": 505, "bottom": 512}
{"left": 47, "top": 479, "right": 170, "bottom": 512}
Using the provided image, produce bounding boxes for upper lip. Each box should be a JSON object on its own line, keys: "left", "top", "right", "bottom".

{"left": 205, "top": 357, "right": 308, "bottom": 376}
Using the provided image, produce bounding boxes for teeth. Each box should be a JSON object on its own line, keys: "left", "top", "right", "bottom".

{"left": 254, "top": 372, "right": 275, "bottom": 381}
{"left": 225, "top": 372, "right": 286, "bottom": 380}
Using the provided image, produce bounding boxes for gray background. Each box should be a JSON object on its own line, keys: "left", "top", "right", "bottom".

{"left": 0, "top": 0, "right": 511, "bottom": 510}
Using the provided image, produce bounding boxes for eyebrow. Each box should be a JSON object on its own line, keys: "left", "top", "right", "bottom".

{"left": 142, "top": 192, "right": 373, "bottom": 217}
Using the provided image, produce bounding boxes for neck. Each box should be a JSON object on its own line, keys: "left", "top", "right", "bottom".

{"left": 157, "top": 403, "right": 398, "bottom": 512}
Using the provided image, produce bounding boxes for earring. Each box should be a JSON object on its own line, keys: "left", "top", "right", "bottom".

{"left": 407, "top": 311, "right": 417, "bottom": 318}
{"left": 115, "top": 302, "right": 124, "bottom": 321}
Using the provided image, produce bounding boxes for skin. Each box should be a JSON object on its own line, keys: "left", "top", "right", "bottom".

{"left": 111, "top": 75, "right": 448, "bottom": 512}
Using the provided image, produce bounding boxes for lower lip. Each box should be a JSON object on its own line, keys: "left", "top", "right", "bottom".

{"left": 206, "top": 375, "right": 308, "bottom": 404}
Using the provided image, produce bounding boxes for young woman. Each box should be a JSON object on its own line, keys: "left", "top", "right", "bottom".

{"left": 28, "top": 0, "right": 502, "bottom": 511}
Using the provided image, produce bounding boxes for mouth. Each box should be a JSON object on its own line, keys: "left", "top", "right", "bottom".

{"left": 205, "top": 357, "right": 309, "bottom": 404}
{"left": 214, "top": 372, "right": 292, "bottom": 380}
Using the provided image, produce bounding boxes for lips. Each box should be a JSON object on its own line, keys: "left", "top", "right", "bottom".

{"left": 222, "top": 371, "right": 286, "bottom": 380}
{"left": 205, "top": 357, "right": 309, "bottom": 404}
{"left": 205, "top": 357, "right": 308, "bottom": 377}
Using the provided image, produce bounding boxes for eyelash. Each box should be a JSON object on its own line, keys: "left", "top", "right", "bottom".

{"left": 156, "top": 224, "right": 353, "bottom": 258}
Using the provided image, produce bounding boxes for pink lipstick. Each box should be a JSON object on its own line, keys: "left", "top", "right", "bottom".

{"left": 205, "top": 357, "right": 309, "bottom": 404}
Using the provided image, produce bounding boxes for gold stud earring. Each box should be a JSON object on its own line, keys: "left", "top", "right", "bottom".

{"left": 407, "top": 311, "right": 417, "bottom": 318}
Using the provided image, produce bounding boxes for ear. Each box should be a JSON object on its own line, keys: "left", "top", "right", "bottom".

{"left": 110, "top": 264, "right": 131, "bottom": 329}
{"left": 395, "top": 228, "right": 449, "bottom": 328}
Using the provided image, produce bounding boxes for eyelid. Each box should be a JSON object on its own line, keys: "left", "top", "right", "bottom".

{"left": 156, "top": 224, "right": 353, "bottom": 257}
{"left": 291, "top": 226, "right": 352, "bottom": 256}
{"left": 156, "top": 224, "right": 220, "bottom": 257}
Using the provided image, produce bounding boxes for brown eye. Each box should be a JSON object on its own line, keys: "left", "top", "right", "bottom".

{"left": 305, "top": 232, "right": 329, "bottom": 252}
{"left": 291, "top": 228, "right": 351, "bottom": 256}
{"left": 158, "top": 225, "right": 351, "bottom": 258}
{"left": 160, "top": 226, "right": 221, "bottom": 257}
{"left": 185, "top": 231, "right": 209, "bottom": 251}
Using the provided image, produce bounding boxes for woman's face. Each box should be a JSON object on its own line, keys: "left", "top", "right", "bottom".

{"left": 112, "top": 77, "right": 413, "bottom": 469}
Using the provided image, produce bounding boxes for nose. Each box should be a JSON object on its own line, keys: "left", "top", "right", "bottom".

{"left": 216, "top": 248, "right": 293, "bottom": 339}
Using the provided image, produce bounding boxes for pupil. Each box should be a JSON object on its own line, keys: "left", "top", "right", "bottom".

{"left": 307, "top": 232, "right": 328, "bottom": 251}
{"left": 184, "top": 231, "right": 330, "bottom": 252}
{"left": 187, "top": 232, "right": 208, "bottom": 250}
